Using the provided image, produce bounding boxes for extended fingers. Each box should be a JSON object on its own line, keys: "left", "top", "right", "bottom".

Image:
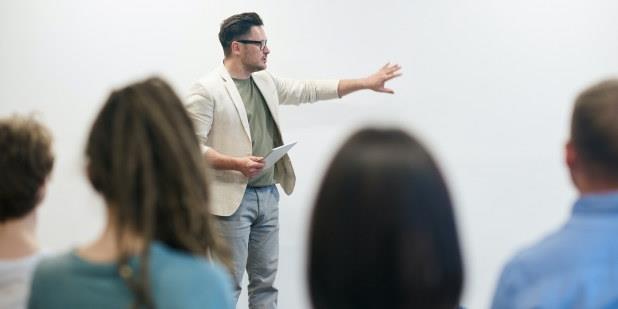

{"left": 381, "top": 64, "right": 401, "bottom": 81}
{"left": 384, "top": 72, "right": 402, "bottom": 82}
{"left": 380, "top": 63, "right": 400, "bottom": 72}
{"left": 384, "top": 64, "right": 401, "bottom": 74}
{"left": 377, "top": 64, "right": 401, "bottom": 80}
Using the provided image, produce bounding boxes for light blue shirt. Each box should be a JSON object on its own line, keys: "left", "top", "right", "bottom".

{"left": 491, "top": 191, "right": 618, "bottom": 309}
{"left": 28, "top": 242, "right": 234, "bottom": 309}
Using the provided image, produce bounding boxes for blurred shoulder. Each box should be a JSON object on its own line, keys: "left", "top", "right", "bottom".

{"left": 151, "top": 243, "right": 231, "bottom": 285}
{"left": 150, "top": 244, "right": 233, "bottom": 308}
{"left": 32, "top": 251, "right": 76, "bottom": 279}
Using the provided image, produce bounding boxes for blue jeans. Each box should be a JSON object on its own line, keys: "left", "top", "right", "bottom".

{"left": 215, "top": 185, "right": 279, "bottom": 309}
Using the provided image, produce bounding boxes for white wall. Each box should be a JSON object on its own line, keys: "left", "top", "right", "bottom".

{"left": 2, "top": 0, "right": 618, "bottom": 308}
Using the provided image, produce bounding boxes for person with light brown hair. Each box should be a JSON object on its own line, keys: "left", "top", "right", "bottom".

{"left": 27, "top": 77, "right": 234, "bottom": 309}
{"left": 492, "top": 78, "right": 618, "bottom": 308}
{"left": 0, "top": 115, "right": 54, "bottom": 309}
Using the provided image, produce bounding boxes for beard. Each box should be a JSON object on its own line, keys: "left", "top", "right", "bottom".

{"left": 246, "top": 62, "right": 266, "bottom": 73}
{"left": 241, "top": 55, "right": 267, "bottom": 73}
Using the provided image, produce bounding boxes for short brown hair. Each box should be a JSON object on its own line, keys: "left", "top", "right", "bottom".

{"left": 218, "top": 12, "right": 263, "bottom": 57}
{"left": 571, "top": 78, "right": 618, "bottom": 181}
{"left": 0, "top": 115, "right": 54, "bottom": 222}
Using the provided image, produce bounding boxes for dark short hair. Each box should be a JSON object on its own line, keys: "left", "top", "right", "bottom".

{"left": 0, "top": 115, "right": 54, "bottom": 222}
{"left": 571, "top": 78, "right": 618, "bottom": 181}
{"left": 218, "top": 12, "right": 263, "bottom": 57}
{"left": 308, "top": 128, "right": 463, "bottom": 309}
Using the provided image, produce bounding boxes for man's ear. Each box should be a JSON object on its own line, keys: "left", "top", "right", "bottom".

{"left": 231, "top": 41, "right": 241, "bottom": 55}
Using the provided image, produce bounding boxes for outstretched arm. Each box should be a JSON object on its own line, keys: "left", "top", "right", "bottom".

{"left": 337, "top": 63, "right": 402, "bottom": 97}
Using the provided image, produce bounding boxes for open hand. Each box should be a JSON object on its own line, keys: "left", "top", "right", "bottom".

{"left": 365, "top": 63, "right": 402, "bottom": 94}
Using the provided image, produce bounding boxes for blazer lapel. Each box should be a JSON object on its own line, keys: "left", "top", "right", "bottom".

{"left": 218, "top": 66, "right": 252, "bottom": 142}
{"left": 252, "top": 74, "right": 280, "bottom": 128}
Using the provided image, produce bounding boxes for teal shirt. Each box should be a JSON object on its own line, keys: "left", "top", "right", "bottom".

{"left": 233, "top": 77, "right": 278, "bottom": 186}
{"left": 28, "top": 242, "right": 234, "bottom": 309}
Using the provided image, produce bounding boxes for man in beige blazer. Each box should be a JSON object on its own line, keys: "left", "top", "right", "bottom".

{"left": 186, "top": 12, "right": 401, "bottom": 309}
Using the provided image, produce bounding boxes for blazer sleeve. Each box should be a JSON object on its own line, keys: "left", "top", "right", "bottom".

{"left": 185, "top": 84, "right": 215, "bottom": 154}
{"left": 269, "top": 72, "right": 340, "bottom": 105}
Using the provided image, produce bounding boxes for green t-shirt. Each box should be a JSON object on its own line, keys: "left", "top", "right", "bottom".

{"left": 233, "top": 77, "right": 278, "bottom": 186}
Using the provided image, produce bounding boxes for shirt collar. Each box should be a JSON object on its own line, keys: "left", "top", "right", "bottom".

{"left": 573, "top": 191, "right": 618, "bottom": 215}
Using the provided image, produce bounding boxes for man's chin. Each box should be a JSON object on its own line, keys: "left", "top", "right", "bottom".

{"left": 252, "top": 64, "right": 267, "bottom": 72}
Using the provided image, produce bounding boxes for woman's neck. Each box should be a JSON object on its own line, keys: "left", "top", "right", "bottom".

{"left": 77, "top": 210, "right": 145, "bottom": 263}
{"left": 0, "top": 211, "right": 39, "bottom": 259}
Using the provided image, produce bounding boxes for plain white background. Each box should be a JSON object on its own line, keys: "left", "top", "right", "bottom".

{"left": 2, "top": 1, "right": 618, "bottom": 308}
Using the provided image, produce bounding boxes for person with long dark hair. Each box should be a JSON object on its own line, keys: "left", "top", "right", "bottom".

{"left": 27, "top": 77, "right": 233, "bottom": 309}
{"left": 308, "top": 128, "right": 464, "bottom": 309}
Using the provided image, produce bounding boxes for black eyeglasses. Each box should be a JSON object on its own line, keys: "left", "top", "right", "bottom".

{"left": 236, "top": 39, "right": 268, "bottom": 50}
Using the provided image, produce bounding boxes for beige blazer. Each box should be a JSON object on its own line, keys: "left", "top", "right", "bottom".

{"left": 186, "top": 65, "right": 339, "bottom": 216}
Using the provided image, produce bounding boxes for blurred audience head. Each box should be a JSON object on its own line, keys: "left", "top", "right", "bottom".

{"left": 85, "top": 76, "right": 226, "bottom": 307}
{"left": 308, "top": 128, "right": 464, "bottom": 309}
{"left": 567, "top": 78, "right": 618, "bottom": 192}
{"left": 0, "top": 114, "right": 54, "bottom": 223}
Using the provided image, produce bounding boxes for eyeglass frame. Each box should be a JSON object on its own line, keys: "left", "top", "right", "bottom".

{"left": 236, "top": 39, "right": 268, "bottom": 51}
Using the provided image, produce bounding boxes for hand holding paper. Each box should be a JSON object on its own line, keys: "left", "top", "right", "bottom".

{"left": 254, "top": 142, "right": 297, "bottom": 177}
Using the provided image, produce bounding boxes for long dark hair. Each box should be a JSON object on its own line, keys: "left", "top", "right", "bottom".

{"left": 308, "top": 128, "right": 463, "bottom": 309}
{"left": 86, "top": 77, "right": 227, "bottom": 308}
